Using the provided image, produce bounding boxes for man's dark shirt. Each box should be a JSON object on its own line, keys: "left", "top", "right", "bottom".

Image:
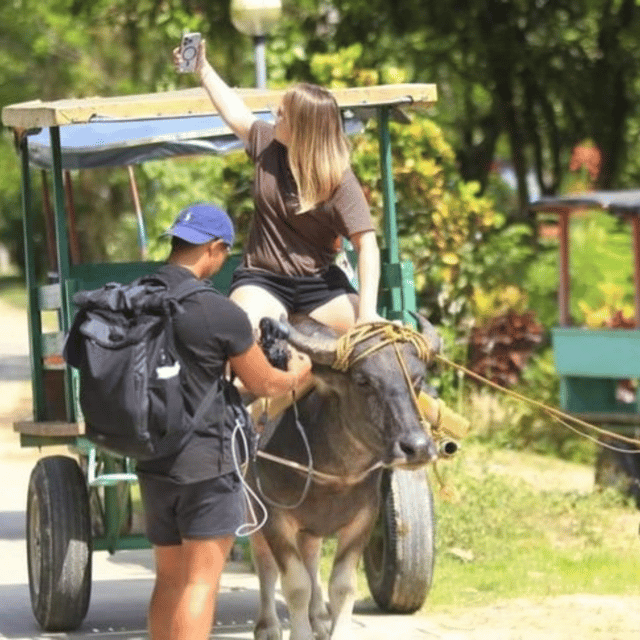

{"left": 136, "top": 264, "right": 254, "bottom": 483}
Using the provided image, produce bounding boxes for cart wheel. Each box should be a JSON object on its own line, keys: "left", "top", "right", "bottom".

{"left": 27, "top": 455, "right": 92, "bottom": 631}
{"left": 363, "top": 468, "right": 435, "bottom": 613}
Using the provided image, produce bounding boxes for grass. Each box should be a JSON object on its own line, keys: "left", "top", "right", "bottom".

{"left": 318, "top": 440, "right": 640, "bottom": 611}
{"left": 317, "top": 435, "right": 640, "bottom": 613}
{"left": 420, "top": 443, "right": 640, "bottom": 611}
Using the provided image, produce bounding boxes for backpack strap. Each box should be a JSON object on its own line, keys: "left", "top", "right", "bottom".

{"left": 191, "top": 377, "right": 224, "bottom": 430}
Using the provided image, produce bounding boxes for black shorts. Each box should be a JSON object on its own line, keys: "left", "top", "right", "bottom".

{"left": 229, "top": 265, "right": 357, "bottom": 314}
{"left": 137, "top": 472, "right": 246, "bottom": 546}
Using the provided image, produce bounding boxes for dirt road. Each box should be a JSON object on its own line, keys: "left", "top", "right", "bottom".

{"left": 2, "top": 297, "right": 640, "bottom": 639}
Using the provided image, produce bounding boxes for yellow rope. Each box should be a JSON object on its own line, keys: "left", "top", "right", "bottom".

{"left": 436, "top": 354, "right": 640, "bottom": 450}
{"left": 331, "top": 321, "right": 640, "bottom": 453}
{"left": 333, "top": 322, "right": 435, "bottom": 372}
{"left": 332, "top": 322, "right": 443, "bottom": 446}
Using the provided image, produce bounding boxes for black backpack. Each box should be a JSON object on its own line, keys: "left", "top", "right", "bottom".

{"left": 63, "top": 274, "right": 226, "bottom": 460}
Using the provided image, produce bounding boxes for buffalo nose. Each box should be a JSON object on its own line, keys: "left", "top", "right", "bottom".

{"left": 393, "top": 430, "right": 438, "bottom": 464}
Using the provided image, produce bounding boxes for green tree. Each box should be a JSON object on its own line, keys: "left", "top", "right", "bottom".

{"left": 328, "top": 0, "right": 640, "bottom": 216}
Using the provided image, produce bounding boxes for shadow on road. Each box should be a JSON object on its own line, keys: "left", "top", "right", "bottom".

{"left": 0, "top": 579, "right": 282, "bottom": 640}
{"left": 0, "top": 356, "right": 30, "bottom": 382}
{"left": 0, "top": 512, "right": 26, "bottom": 541}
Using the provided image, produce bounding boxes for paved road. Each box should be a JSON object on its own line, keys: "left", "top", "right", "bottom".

{"left": 0, "top": 299, "right": 446, "bottom": 640}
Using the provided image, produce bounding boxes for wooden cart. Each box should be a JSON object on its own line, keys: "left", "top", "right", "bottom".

{"left": 531, "top": 191, "right": 640, "bottom": 500}
{"left": 2, "top": 83, "right": 439, "bottom": 630}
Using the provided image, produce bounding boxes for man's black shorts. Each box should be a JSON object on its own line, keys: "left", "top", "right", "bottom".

{"left": 229, "top": 265, "right": 357, "bottom": 314}
{"left": 137, "top": 472, "right": 245, "bottom": 546}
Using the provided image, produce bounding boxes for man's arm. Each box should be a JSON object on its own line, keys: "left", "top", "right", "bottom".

{"left": 175, "top": 40, "right": 257, "bottom": 145}
{"left": 230, "top": 343, "right": 312, "bottom": 397}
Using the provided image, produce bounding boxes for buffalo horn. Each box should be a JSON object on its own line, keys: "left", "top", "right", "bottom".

{"left": 410, "top": 311, "right": 443, "bottom": 355}
{"left": 284, "top": 317, "right": 338, "bottom": 366}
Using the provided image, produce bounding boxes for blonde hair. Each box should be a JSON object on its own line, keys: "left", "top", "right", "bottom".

{"left": 282, "top": 84, "right": 351, "bottom": 213}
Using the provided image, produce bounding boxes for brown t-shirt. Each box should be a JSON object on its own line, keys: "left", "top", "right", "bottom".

{"left": 243, "top": 120, "right": 374, "bottom": 277}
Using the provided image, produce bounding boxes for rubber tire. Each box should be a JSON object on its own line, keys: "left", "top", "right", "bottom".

{"left": 27, "top": 455, "right": 92, "bottom": 631}
{"left": 363, "top": 468, "right": 435, "bottom": 613}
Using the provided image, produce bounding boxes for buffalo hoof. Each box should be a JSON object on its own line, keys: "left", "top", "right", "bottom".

{"left": 311, "top": 615, "right": 331, "bottom": 640}
{"left": 254, "top": 620, "right": 282, "bottom": 640}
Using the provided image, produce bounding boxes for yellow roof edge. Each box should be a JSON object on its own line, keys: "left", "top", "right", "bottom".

{"left": 2, "top": 84, "right": 437, "bottom": 129}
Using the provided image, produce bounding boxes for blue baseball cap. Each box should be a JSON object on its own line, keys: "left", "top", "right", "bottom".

{"left": 163, "top": 203, "right": 235, "bottom": 247}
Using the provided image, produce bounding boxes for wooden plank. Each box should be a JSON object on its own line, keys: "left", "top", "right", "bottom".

{"left": 38, "top": 283, "right": 62, "bottom": 310}
{"left": 553, "top": 327, "right": 640, "bottom": 377}
{"left": 2, "top": 84, "right": 437, "bottom": 129}
{"left": 42, "top": 331, "right": 65, "bottom": 358}
{"left": 14, "top": 420, "right": 84, "bottom": 436}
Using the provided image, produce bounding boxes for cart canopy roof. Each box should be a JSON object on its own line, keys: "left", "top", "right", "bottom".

{"left": 2, "top": 84, "right": 436, "bottom": 128}
{"left": 21, "top": 111, "right": 360, "bottom": 170}
{"left": 1, "top": 84, "right": 437, "bottom": 171}
{"left": 531, "top": 190, "right": 640, "bottom": 215}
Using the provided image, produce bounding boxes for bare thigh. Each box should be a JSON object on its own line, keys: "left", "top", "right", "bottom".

{"left": 308, "top": 292, "right": 359, "bottom": 335}
{"left": 230, "top": 285, "right": 289, "bottom": 332}
{"left": 154, "top": 537, "right": 235, "bottom": 586}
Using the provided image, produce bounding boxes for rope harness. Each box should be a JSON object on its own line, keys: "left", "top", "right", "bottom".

{"left": 435, "top": 354, "right": 640, "bottom": 453}
{"left": 247, "top": 320, "right": 640, "bottom": 519}
{"left": 252, "top": 322, "right": 442, "bottom": 497}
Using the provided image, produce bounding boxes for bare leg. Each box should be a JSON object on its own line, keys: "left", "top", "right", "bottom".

{"left": 149, "top": 545, "right": 182, "bottom": 640}
{"left": 149, "top": 536, "right": 234, "bottom": 640}
{"left": 230, "top": 284, "right": 288, "bottom": 332}
{"left": 308, "top": 293, "right": 358, "bottom": 335}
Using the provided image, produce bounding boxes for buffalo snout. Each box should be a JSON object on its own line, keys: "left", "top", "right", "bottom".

{"left": 390, "top": 429, "right": 438, "bottom": 467}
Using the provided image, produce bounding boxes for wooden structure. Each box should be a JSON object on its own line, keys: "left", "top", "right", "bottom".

{"left": 1, "top": 83, "right": 438, "bottom": 631}
{"left": 531, "top": 191, "right": 640, "bottom": 424}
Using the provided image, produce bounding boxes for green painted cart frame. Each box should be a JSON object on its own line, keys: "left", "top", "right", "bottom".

{"left": 531, "top": 192, "right": 640, "bottom": 501}
{"left": 2, "top": 83, "right": 439, "bottom": 631}
{"left": 531, "top": 191, "right": 640, "bottom": 425}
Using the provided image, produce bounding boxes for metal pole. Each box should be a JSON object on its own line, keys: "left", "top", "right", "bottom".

{"left": 127, "top": 165, "right": 148, "bottom": 259}
{"left": 254, "top": 35, "right": 267, "bottom": 89}
{"left": 558, "top": 208, "right": 570, "bottom": 327}
{"left": 64, "top": 171, "right": 82, "bottom": 265}
{"left": 379, "top": 107, "right": 399, "bottom": 264}
{"left": 49, "top": 126, "right": 76, "bottom": 421}
{"left": 631, "top": 214, "right": 640, "bottom": 328}
{"left": 378, "top": 106, "right": 403, "bottom": 319}
{"left": 20, "top": 137, "right": 47, "bottom": 421}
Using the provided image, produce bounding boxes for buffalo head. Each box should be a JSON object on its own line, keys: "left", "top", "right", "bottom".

{"left": 285, "top": 316, "right": 440, "bottom": 468}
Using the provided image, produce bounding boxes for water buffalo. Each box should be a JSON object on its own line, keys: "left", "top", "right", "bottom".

{"left": 248, "top": 316, "right": 441, "bottom": 640}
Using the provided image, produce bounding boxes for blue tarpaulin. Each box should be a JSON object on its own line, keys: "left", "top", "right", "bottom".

{"left": 25, "top": 111, "right": 365, "bottom": 171}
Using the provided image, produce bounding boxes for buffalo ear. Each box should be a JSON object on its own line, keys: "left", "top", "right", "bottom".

{"left": 285, "top": 315, "right": 338, "bottom": 366}
{"left": 409, "top": 311, "right": 442, "bottom": 355}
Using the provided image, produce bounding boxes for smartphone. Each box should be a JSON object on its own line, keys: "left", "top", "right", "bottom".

{"left": 178, "top": 32, "right": 201, "bottom": 73}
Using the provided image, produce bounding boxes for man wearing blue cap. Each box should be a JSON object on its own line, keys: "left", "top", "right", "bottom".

{"left": 136, "top": 203, "right": 312, "bottom": 640}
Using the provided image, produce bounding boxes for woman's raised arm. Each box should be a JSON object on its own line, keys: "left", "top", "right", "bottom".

{"left": 174, "top": 39, "right": 257, "bottom": 145}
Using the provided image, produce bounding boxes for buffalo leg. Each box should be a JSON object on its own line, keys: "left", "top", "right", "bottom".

{"left": 252, "top": 531, "right": 282, "bottom": 640}
{"left": 297, "top": 531, "right": 331, "bottom": 640}
{"left": 280, "top": 549, "right": 315, "bottom": 640}
{"left": 329, "top": 509, "right": 376, "bottom": 640}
